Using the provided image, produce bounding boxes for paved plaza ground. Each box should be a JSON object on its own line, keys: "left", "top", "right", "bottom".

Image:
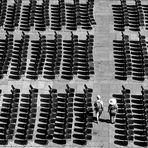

{"left": 0, "top": 0, "right": 148, "bottom": 147}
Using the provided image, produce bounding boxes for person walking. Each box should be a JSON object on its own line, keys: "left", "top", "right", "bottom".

{"left": 94, "top": 95, "right": 103, "bottom": 123}
{"left": 108, "top": 98, "right": 118, "bottom": 124}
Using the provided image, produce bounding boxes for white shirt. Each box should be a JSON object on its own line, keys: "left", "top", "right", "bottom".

{"left": 95, "top": 100, "right": 103, "bottom": 107}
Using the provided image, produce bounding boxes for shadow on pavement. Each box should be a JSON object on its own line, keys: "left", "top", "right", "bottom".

{"left": 99, "top": 118, "right": 110, "bottom": 123}
{"left": 93, "top": 117, "right": 111, "bottom": 123}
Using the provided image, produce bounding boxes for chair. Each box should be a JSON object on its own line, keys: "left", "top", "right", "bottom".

{"left": 34, "top": 139, "right": 48, "bottom": 145}
{"left": 52, "top": 139, "right": 66, "bottom": 144}
{"left": 73, "top": 139, "right": 86, "bottom": 145}
{"left": 14, "top": 139, "right": 28, "bottom": 145}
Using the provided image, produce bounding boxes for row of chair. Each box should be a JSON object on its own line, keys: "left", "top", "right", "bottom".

{"left": 0, "top": 31, "right": 95, "bottom": 80}
{"left": 0, "top": 84, "right": 93, "bottom": 145}
{"left": 131, "top": 87, "right": 148, "bottom": 147}
{"left": 26, "top": 32, "right": 61, "bottom": 80}
{"left": 0, "top": 0, "right": 7, "bottom": 28}
{"left": 112, "top": 0, "right": 146, "bottom": 31}
{"left": 113, "top": 85, "right": 131, "bottom": 146}
{"left": 0, "top": 0, "right": 96, "bottom": 31}
{"left": 73, "top": 84, "right": 93, "bottom": 145}
{"left": 3, "top": 0, "right": 22, "bottom": 31}
{"left": 113, "top": 85, "right": 148, "bottom": 147}
{"left": 34, "top": 84, "right": 74, "bottom": 145}
{"left": 14, "top": 85, "right": 38, "bottom": 145}
{"left": 0, "top": 85, "right": 20, "bottom": 145}
{"left": 113, "top": 32, "right": 148, "bottom": 81}
{"left": 9, "top": 32, "right": 29, "bottom": 80}
{"left": 0, "top": 31, "right": 13, "bottom": 79}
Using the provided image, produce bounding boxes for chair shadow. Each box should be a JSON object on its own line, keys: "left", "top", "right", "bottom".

{"left": 93, "top": 117, "right": 110, "bottom": 123}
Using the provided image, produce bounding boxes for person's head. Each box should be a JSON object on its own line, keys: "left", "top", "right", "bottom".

{"left": 109, "top": 100, "right": 113, "bottom": 105}
{"left": 109, "top": 98, "right": 116, "bottom": 105}
{"left": 97, "top": 95, "right": 101, "bottom": 100}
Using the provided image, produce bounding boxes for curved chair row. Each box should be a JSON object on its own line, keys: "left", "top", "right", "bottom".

{"left": 113, "top": 85, "right": 148, "bottom": 147}
{"left": 112, "top": 0, "right": 146, "bottom": 31}
{"left": 9, "top": 32, "right": 29, "bottom": 80}
{"left": 61, "top": 32, "right": 94, "bottom": 80}
{"left": 0, "top": 31, "right": 13, "bottom": 79}
{"left": 0, "top": 84, "right": 93, "bottom": 145}
{"left": 113, "top": 32, "right": 148, "bottom": 81}
{"left": 0, "top": 0, "right": 96, "bottom": 31}
{"left": 14, "top": 85, "right": 38, "bottom": 145}
{"left": 0, "top": 31, "right": 94, "bottom": 80}
{"left": 73, "top": 84, "right": 93, "bottom": 145}
{"left": 113, "top": 85, "right": 132, "bottom": 146}
{"left": 0, "top": 85, "right": 20, "bottom": 145}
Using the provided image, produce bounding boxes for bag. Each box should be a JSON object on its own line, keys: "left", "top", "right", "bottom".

{"left": 110, "top": 105, "right": 117, "bottom": 115}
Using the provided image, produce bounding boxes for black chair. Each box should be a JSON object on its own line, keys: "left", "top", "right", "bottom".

{"left": 34, "top": 139, "right": 48, "bottom": 145}
{"left": 52, "top": 139, "right": 66, "bottom": 144}
{"left": 14, "top": 139, "right": 28, "bottom": 145}
{"left": 73, "top": 139, "right": 86, "bottom": 145}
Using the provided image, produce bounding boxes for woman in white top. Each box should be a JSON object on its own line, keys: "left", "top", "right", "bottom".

{"left": 108, "top": 98, "right": 118, "bottom": 124}
{"left": 94, "top": 95, "right": 103, "bottom": 123}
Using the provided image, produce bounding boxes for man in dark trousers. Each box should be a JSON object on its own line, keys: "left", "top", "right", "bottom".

{"left": 108, "top": 98, "right": 118, "bottom": 124}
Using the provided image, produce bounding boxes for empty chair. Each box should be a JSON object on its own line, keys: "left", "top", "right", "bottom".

{"left": 52, "top": 139, "right": 66, "bottom": 144}
{"left": 73, "top": 139, "right": 87, "bottom": 145}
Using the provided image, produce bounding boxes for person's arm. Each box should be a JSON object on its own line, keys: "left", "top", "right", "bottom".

{"left": 101, "top": 101, "right": 103, "bottom": 107}
{"left": 108, "top": 105, "right": 111, "bottom": 112}
{"left": 101, "top": 101, "right": 104, "bottom": 110}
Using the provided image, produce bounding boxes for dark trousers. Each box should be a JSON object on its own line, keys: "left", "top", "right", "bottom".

{"left": 95, "top": 109, "right": 103, "bottom": 121}
{"left": 109, "top": 113, "right": 116, "bottom": 123}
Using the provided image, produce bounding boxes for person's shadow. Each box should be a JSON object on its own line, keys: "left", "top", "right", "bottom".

{"left": 93, "top": 117, "right": 110, "bottom": 123}
{"left": 99, "top": 118, "right": 110, "bottom": 123}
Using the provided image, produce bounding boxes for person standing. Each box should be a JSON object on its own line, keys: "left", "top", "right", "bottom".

{"left": 94, "top": 95, "right": 103, "bottom": 123}
{"left": 108, "top": 98, "right": 118, "bottom": 124}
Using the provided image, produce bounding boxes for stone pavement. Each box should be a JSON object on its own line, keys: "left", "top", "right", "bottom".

{"left": 0, "top": 0, "right": 148, "bottom": 148}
